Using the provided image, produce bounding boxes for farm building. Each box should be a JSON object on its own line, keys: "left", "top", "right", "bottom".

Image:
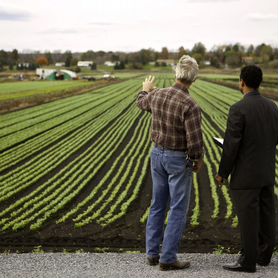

{"left": 77, "top": 61, "right": 94, "bottom": 67}
{"left": 242, "top": 56, "right": 255, "bottom": 64}
{"left": 156, "top": 59, "right": 175, "bottom": 66}
{"left": 55, "top": 62, "right": 65, "bottom": 67}
{"left": 36, "top": 68, "right": 77, "bottom": 80}
{"left": 104, "top": 61, "right": 116, "bottom": 67}
{"left": 17, "top": 62, "right": 30, "bottom": 68}
{"left": 103, "top": 73, "right": 115, "bottom": 80}
{"left": 203, "top": 60, "right": 211, "bottom": 66}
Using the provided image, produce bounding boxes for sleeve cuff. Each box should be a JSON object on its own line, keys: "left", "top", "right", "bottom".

{"left": 188, "top": 149, "right": 205, "bottom": 162}
{"left": 217, "top": 170, "right": 229, "bottom": 180}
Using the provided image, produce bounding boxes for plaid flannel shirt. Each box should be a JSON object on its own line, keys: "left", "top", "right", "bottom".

{"left": 137, "top": 82, "right": 204, "bottom": 161}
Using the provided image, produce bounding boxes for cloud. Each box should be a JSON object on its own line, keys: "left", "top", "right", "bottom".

{"left": 89, "top": 22, "right": 115, "bottom": 26}
{"left": 40, "top": 28, "right": 80, "bottom": 35}
{"left": 248, "top": 13, "right": 277, "bottom": 21}
{"left": 0, "top": 7, "right": 31, "bottom": 21}
{"left": 187, "top": 0, "right": 238, "bottom": 2}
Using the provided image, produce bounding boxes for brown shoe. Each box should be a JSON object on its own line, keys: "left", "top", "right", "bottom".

{"left": 147, "top": 256, "right": 160, "bottom": 266}
{"left": 160, "top": 260, "right": 190, "bottom": 271}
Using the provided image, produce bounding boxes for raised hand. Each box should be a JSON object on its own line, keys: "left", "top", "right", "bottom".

{"left": 142, "top": 75, "right": 156, "bottom": 92}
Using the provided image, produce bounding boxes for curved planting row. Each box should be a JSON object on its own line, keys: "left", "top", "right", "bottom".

{"left": 0, "top": 80, "right": 100, "bottom": 102}
{"left": 59, "top": 115, "right": 150, "bottom": 226}
{"left": 0, "top": 83, "right": 140, "bottom": 172}
{"left": 0, "top": 102, "right": 141, "bottom": 231}
{"left": 0, "top": 77, "right": 164, "bottom": 232}
{"left": 0, "top": 80, "right": 135, "bottom": 130}
{"left": 0, "top": 81, "right": 138, "bottom": 151}
{"left": 0, "top": 94, "right": 137, "bottom": 202}
{"left": 0, "top": 76, "right": 276, "bottom": 235}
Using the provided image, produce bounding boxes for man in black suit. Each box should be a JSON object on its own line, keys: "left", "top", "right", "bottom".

{"left": 216, "top": 65, "right": 278, "bottom": 273}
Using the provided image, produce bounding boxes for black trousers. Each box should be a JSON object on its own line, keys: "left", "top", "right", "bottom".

{"left": 231, "top": 186, "right": 276, "bottom": 267}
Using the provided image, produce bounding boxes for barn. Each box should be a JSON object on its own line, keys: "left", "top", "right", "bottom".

{"left": 77, "top": 61, "right": 94, "bottom": 67}
{"left": 36, "top": 69, "right": 77, "bottom": 80}
{"left": 46, "top": 70, "right": 77, "bottom": 80}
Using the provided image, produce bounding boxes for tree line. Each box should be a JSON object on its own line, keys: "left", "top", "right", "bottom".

{"left": 0, "top": 42, "right": 277, "bottom": 71}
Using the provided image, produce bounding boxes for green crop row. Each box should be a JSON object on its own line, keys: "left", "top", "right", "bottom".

{"left": 0, "top": 80, "right": 97, "bottom": 102}
{"left": 0, "top": 83, "right": 140, "bottom": 172}
{"left": 0, "top": 79, "right": 135, "bottom": 126}
{"left": 0, "top": 95, "right": 135, "bottom": 200}
{"left": 0, "top": 76, "right": 276, "bottom": 233}
{"left": 0, "top": 82, "right": 138, "bottom": 152}
{"left": 58, "top": 112, "right": 150, "bottom": 224}
{"left": 0, "top": 82, "right": 135, "bottom": 137}
{"left": 73, "top": 78, "right": 166, "bottom": 227}
{"left": 0, "top": 102, "right": 141, "bottom": 231}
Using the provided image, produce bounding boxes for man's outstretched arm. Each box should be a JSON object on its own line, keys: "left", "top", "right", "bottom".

{"left": 136, "top": 76, "right": 156, "bottom": 112}
{"left": 137, "top": 91, "right": 152, "bottom": 112}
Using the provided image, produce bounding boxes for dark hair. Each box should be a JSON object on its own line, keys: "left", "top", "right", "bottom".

{"left": 240, "top": 65, "right": 263, "bottom": 89}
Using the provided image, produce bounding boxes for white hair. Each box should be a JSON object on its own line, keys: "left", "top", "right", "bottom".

{"left": 175, "top": 55, "right": 199, "bottom": 83}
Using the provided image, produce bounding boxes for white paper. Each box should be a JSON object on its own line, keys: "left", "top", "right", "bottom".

{"left": 213, "top": 137, "right": 224, "bottom": 147}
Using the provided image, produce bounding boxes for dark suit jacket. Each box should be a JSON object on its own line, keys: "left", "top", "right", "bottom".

{"left": 218, "top": 91, "right": 278, "bottom": 189}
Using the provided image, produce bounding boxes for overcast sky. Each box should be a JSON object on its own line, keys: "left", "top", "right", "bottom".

{"left": 0, "top": 0, "right": 277, "bottom": 52}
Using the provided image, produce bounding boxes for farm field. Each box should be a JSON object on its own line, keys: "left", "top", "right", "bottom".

{"left": 0, "top": 79, "right": 122, "bottom": 114}
{"left": 0, "top": 75, "right": 277, "bottom": 253}
{"left": 0, "top": 71, "right": 146, "bottom": 114}
{"left": 0, "top": 80, "right": 97, "bottom": 102}
{"left": 199, "top": 73, "right": 278, "bottom": 101}
{"left": 78, "top": 69, "right": 145, "bottom": 79}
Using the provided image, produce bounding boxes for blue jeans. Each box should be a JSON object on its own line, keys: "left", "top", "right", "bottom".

{"left": 146, "top": 146, "right": 192, "bottom": 264}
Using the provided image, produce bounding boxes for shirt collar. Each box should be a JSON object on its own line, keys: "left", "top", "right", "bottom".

{"left": 244, "top": 90, "right": 260, "bottom": 97}
{"left": 174, "top": 82, "right": 189, "bottom": 94}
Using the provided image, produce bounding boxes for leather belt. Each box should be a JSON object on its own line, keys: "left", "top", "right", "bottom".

{"left": 154, "top": 143, "right": 187, "bottom": 152}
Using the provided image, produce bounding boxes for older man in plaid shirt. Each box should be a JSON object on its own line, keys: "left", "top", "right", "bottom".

{"left": 137, "top": 55, "right": 204, "bottom": 271}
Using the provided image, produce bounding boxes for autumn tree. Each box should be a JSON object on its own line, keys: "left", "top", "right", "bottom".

{"left": 139, "top": 49, "right": 154, "bottom": 65}
{"left": 246, "top": 44, "right": 254, "bottom": 55}
{"left": 45, "top": 52, "right": 53, "bottom": 65}
{"left": 178, "top": 46, "right": 187, "bottom": 59}
{"left": 81, "top": 50, "right": 96, "bottom": 61}
{"left": 191, "top": 42, "right": 206, "bottom": 64}
{"left": 192, "top": 42, "right": 206, "bottom": 56}
{"left": 255, "top": 43, "right": 273, "bottom": 63}
{"left": 160, "top": 47, "right": 169, "bottom": 59}
{"left": 64, "top": 51, "right": 72, "bottom": 67}
{"left": 11, "top": 49, "right": 19, "bottom": 63}
{"left": 36, "top": 55, "right": 48, "bottom": 66}
{"left": 0, "top": 50, "right": 8, "bottom": 66}
{"left": 71, "top": 58, "right": 78, "bottom": 66}
{"left": 225, "top": 50, "right": 241, "bottom": 67}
